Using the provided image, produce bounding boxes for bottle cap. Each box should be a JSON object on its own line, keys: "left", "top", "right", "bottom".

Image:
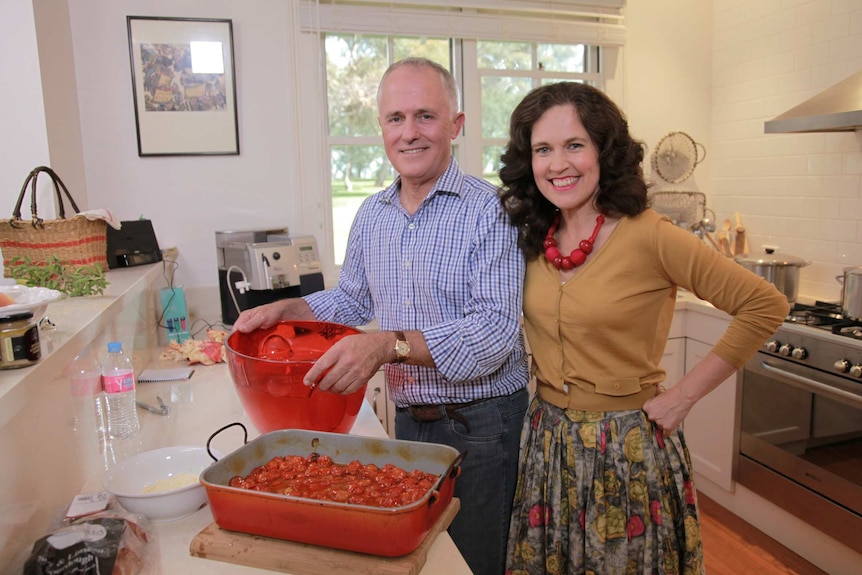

{"left": 107, "top": 341, "right": 122, "bottom": 353}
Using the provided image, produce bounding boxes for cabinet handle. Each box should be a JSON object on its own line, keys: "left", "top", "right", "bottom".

{"left": 371, "top": 387, "right": 381, "bottom": 416}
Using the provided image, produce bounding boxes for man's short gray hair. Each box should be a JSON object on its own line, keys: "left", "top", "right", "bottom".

{"left": 377, "top": 57, "right": 460, "bottom": 113}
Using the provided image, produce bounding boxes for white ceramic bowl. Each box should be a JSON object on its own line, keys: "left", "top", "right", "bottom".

{"left": 101, "top": 445, "right": 217, "bottom": 522}
{"left": 0, "top": 284, "right": 63, "bottom": 323}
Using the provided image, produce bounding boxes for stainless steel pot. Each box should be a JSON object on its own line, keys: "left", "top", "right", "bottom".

{"left": 734, "top": 249, "right": 811, "bottom": 304}
{"left": 838, "top": 266, "right": 862, "bottom": 320}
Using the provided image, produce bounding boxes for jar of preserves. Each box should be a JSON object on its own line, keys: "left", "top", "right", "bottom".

{"left": 0, "top": 311, "right": 40, "bottom": 369}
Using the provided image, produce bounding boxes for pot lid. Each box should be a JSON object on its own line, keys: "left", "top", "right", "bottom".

{"left": 734, "top": 248, "right": 809, "bottom": 267}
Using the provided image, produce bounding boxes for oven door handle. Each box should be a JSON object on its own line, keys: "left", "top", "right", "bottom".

{"left": 760, "top": 361, "right": 862, "bottom": 408}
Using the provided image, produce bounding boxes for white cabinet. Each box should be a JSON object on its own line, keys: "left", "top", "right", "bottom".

{"left": 661, "top": 338, "right": 686, "bottom": 389}
{"left": 364, "top": 370, "right": 395, "bottom": 438}
{"left": 682, "top": 312, "right": 737, "bottom": 493}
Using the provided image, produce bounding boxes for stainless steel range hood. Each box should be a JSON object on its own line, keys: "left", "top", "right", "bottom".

{"left": 764, "top": 69, "right": 862, "bottom": 133}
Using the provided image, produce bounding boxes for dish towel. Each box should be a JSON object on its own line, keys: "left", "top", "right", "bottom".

{"left": 74, "top": 209, "right": 122, "bottom": 230}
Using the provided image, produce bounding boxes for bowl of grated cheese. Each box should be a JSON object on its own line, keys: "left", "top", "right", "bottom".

{"left": 102, "top": 445, "right": 218, "bottom": 521}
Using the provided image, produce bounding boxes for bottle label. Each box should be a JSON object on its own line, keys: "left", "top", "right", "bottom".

{"left": 102, "top": 371, "right": 135, "bottom": 394}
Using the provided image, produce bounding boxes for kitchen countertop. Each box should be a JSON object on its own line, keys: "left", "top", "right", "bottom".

{"left": 0, "top": 263, "right": 469, "bottom": 573}
{"left": 100, "top": 361, "right": 471, "bottom": 574}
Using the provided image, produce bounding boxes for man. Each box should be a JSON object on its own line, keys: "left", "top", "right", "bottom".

{"left": 234, "top": 57, "right": 528, "bottom": 575}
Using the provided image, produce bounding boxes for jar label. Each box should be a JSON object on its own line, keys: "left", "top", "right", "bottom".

{"left": 103, "top": 371, "right": 135, "bottom": 394}
{"left": 0, "top": 325, "right": 40, "bottom": 368}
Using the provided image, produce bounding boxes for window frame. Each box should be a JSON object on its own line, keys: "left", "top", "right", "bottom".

{"left": 293, "top": 5, "right": 622, "bottom": 282}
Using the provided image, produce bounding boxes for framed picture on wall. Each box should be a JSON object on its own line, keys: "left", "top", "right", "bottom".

{"left": 126, "top": 16, "right": 240, "bottom": 156}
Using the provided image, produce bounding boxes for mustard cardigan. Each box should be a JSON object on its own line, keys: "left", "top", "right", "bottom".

{"left": 525, "top": 208, "right": 789, "bottom": 411}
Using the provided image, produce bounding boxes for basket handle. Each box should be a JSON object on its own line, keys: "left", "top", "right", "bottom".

{"left": 11, "top": 166, "right": 83, "bottom": 228}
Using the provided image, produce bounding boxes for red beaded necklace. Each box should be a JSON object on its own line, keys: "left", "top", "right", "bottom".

{"left": 543, "top": 213, "right": 605, "bottom": 270}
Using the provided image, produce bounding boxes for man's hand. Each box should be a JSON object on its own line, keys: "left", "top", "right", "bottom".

{"left": 303, "top": 331, "right": 393, "bottom": 395}
{"left": 232, "top": 298, "right": 316, "bottom": 333}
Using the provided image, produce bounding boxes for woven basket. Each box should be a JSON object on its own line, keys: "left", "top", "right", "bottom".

{"left": 0, "top": 166, "right": 107, "bottom": 276}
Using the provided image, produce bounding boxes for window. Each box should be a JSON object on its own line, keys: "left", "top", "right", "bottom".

{"left": 324, "top": 35, "right": 602, "bottom": 264}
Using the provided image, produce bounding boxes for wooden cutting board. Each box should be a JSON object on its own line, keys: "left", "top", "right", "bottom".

{"left": 189, "top": 498, "right": 459, "bottom": 575}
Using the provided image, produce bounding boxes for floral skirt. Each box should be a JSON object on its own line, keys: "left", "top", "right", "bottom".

{"left": 505, "top": 397, "right": 705, "bottom": 575}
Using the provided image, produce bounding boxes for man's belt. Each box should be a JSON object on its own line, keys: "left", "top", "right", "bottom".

{"left": 405, "top": 398, "right": 487, "bottom": 433}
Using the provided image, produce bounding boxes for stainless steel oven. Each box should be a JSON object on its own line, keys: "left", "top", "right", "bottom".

{"left": 737, "top": 302, "right": 862, "bottom": 555}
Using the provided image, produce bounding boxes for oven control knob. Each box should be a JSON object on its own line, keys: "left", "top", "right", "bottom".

{"left": 778, "top": 343, "right": 793, "bottom": 357}
{"left": 791, "top": 347, "right": 807, "bottom": 360}
{"left": 851, "top": 364, "right": 862, "bottom": 378}
{"left": 834, "top": 359, "right": 851, "bottom": 373}
{"left": 765, "top": 340, "right": 780, "bottom": 353}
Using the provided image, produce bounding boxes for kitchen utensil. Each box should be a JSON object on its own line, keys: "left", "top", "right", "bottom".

{"left": 224, "top": 321, "right": 365, "bottom": 433}
{"left": 102, "top": 445, "right": 215, "bottom": 521}
{"left": 733, "top": 227, "right": 747, "bottom": 256}
{"left": 733, "top": 212, "right": 749, "bottom": 256}
{"left": 199, "top": 428, "right": 463, "bottom": 557}
{"left": 651, "top": 131, "right": 707, "bottom": 184}
{"left": 648, "top": 191, "right": 706, "bottom": 229}
{"left": 703, "top": 230, "right": 722, "bottom": 252}
{"left": 734, "top": 248, "right": 811, "bottom": 303}
{"left": 189, "top": 498, "right": 460, "bottom": 574}
{"left": 837, "top": 266, "right": 862, "bottom": 320}
{"left": 135, "top": 396, "right": 170, "bottom": 416}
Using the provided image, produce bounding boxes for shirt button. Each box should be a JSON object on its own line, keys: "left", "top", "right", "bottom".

{"left": 404, "top": 260, "right": 411, "bottom": 268}
{"left": 404, "top": 299, "right": 411, "bottom": 306}
{"left": 614, "top": 383, "right": 621, "bottom": 390}
{"left": 408, "top": 223, "right": 415, "bottom": 230}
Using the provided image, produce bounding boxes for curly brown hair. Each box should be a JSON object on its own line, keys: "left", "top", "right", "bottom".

{"left": 499, "top": 82, "right": 649, "bottom": 259}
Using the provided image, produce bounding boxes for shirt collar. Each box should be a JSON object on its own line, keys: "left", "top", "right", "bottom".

{"left": 380, "top": 157, "right": 464, "bottom": 205}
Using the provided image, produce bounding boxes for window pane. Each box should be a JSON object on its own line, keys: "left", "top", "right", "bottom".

{"left": 331, "top": 145, "right": 390, "bottom": 265}
{"left": 477, "top": 41, "right": 531, "bottom": 70}
{"left": 326, "top": 35, "right": 388, "bottom": 137}
{"left": 393, "top": 37, "right": 450, "bottom": 68}
{"left": 483, "top": 145, "right": 505, "bottom": 186}
{"left": 481, "top": 76, "right": 533, "bottom": 139}
{"left": 537, "top": 43, "right": 586, "bottom": 73}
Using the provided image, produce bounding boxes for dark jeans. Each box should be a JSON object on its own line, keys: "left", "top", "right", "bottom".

{"left": 396, "top": 387, "right": 528, "bottom": 575}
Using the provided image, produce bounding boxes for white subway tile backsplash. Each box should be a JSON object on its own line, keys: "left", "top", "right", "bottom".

{"left": 713, "top": 0, "right": 862, "bottom": 300}
{"left": 843, "top": 154, "right": 862, "bottom": 175}
{"left": 807, "top": 155, "right": 844, "bottom": 175}
{"left": 803, "top": 198, "right": 841, "bottom": 219}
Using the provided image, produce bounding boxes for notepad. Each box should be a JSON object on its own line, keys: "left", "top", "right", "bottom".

{"left": 138, "top": 367, "right": 195, "bottom": 383}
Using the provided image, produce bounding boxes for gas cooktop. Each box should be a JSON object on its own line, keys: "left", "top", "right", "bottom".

{"left": 786, "top": 301, "right": 862, "bottom": 341}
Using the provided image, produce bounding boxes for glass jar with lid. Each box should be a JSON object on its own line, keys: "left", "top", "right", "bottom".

{"left": 0, "top": 311, "right": 40, "bottom": 369}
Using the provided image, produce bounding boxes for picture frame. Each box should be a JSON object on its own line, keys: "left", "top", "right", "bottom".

{"left": 126, "top": 16, "right": 240, "bottom": 156}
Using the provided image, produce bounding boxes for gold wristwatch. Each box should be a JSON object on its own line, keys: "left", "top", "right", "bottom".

{"left": 392, "top": 331, "right": 410, "bottom": 364}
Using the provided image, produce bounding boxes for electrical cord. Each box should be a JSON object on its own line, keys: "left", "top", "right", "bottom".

{"left": 226, "top": 264, "right": 250, "bottom": 316}
{"left": 155, "top": 256, "right": 180, "bottom": 331}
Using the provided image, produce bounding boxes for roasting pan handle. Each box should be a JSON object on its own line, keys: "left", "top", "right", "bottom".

{"left": 428, "top": 450, "right": 467, "bottom": 507}
{"left": 207, "top": 421, "right": 249, "bottom": 461}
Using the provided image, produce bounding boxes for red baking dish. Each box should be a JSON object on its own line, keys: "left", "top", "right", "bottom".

{"left": 199, "top": 429, "right": 462, "bottom": 556}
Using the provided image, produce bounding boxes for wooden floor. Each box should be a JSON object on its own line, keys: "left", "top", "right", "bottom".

{"left": 698, "top": 492, "right": 828, "bottom": 575}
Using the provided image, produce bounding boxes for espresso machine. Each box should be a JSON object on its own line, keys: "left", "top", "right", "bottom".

{"left": 216, "top": 227, "right": 325, "bottom": 325}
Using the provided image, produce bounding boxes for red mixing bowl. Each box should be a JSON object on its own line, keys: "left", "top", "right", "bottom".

{"left": 225, "top": 321, "right": 365, "bottom": 433}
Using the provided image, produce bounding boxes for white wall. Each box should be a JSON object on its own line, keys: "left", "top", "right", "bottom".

{"left": 6, "top": 0, "right": 858, "bottom": 315}
{"left": 711, "top": 0, "right": 862, "bottom": 301}
{"left": 0, "top": 0, "right": 56, "bottom": 223}
{"left": 64, "top": 1, "right": 303, "bottom": 323}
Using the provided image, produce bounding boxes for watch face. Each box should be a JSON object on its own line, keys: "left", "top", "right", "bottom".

{"left": 395, "top": 340, "right": 410, "bottom": 357}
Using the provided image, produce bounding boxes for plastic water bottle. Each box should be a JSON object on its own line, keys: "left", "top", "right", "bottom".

{"left": 68, "top": 349, "right": 104, "bottom": 435}
{"left": 101, "top": 341, "right": 140, "bottom": 440}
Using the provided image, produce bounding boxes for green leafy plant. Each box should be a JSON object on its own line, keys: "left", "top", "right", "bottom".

{"left": 9, "top": 256, "right": 109, "bottom": 297}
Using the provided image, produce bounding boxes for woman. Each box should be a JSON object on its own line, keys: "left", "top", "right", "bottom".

{"left": 499, "top": 82, "right": 789, "bottom": 574}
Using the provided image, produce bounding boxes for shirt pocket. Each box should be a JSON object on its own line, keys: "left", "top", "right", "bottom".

{"left": 595, "top": 378, "right": 642, "bottom": 397}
